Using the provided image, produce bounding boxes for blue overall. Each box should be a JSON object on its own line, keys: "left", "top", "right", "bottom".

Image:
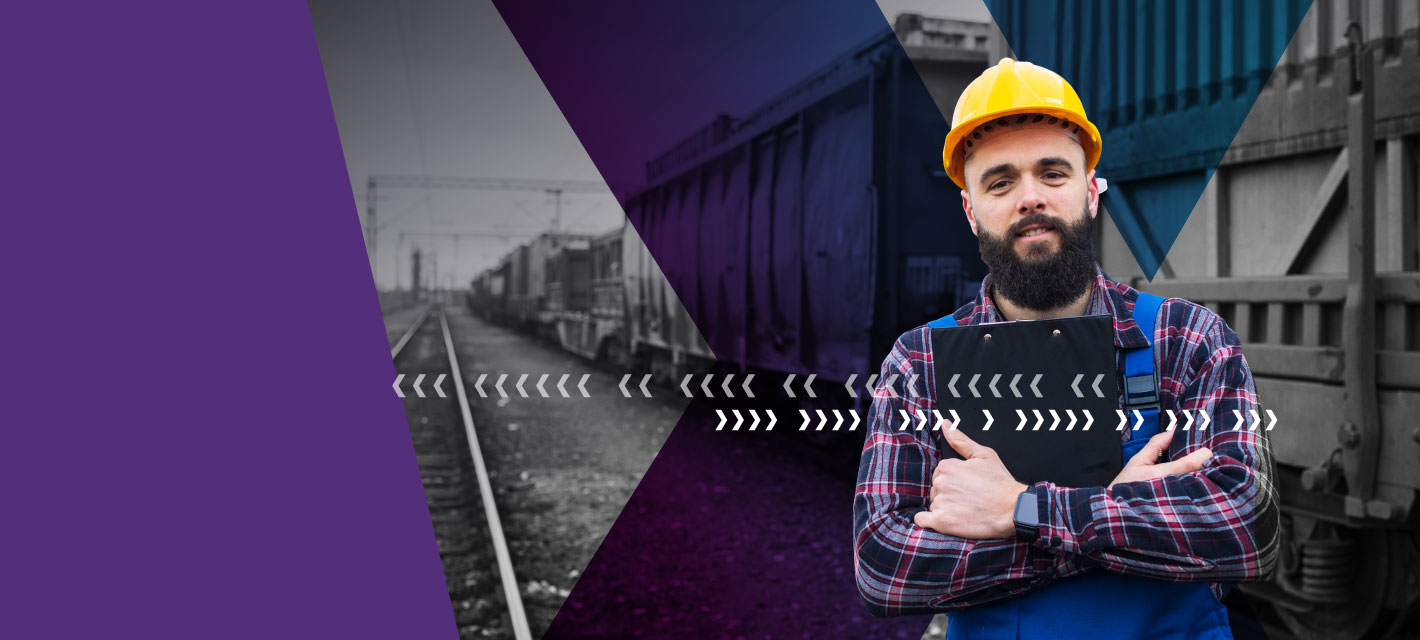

{"left": 928, "top": 293, "right": 1233, "bottom": 639}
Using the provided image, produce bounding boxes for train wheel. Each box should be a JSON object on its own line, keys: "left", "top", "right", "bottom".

{"left": 1271, "top": 525, "right": 1412, "bottom": 639}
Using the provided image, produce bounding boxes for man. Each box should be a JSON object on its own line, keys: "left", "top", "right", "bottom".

{"left": 853, "top": 59, "right": 1279, "bottom": 638}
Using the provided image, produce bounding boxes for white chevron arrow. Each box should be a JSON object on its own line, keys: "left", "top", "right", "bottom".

{"left": 535, "top": 373, "right": 548, "bottom": 398}
{"left": 989, "top": 373, "right": 1002, "bottom": 398}
{"left": 413, "top": 374, "right": 427, "bottom": 398}
{"left": 577, "top": 373, "right": 590, "bottom": 398}
{"left": 803, "top": 373, "right": 817, "bottom": 398}
{"left": 948, "top": 409, "right": 960, "bottom": 431}
{"left": 516, "top": 373, "right": 528, "bottom": 398}
{"left": 1116, "top": 410, "right": 1128, "bottom": 431}
{"left": 702, "top": 374, "right": 715, "bottom": 398}
{"left": 1048, "top": 409, "right": 1060, "bottom": 431}
{"left": 1071, "top": 374, "right": 1084, "bottom": 398}
{"left": 1031, "top": 374, "right": 1043, "bottom": 398}
{"left": 557, "top": 373, "right": 570, "bottom": 398}
{"left": 639, "top": 374, "right": 652, "bottom": 398}
{"left": 681, "top": 374, "right": 694, "bottom": 397}
{"left": 1165, "top": 410, "right": 1177, "bottom": 431}
{"left": 732, "top": 410, "right": 744, "bottom": 431}
{"left": 1010, "top": 373, "right": 1023, "bottom": 398}
{"left": 831, "top": 410, "right": 843, "bottom": 431}
{"left": 1265, "top": 409, "right": 1277, "bottom": 431}
{"left": 1083, "top": 410, "right": 1094, "bottom": 431}
{"left": 898, "top": 409, "right": 911, "bottom": 431}
{"left": 883, "top": 374, "right": 899, "bottom": 399}
{"left": 915, "top": 410, "right": 928, "bottom": 431}
{"left": 392, "top": 374, "right": 405, "bottom": 398}
{"left": 817, "top": 409, "right": 829, "bottom": 431}
{"left": 783, "top": 374, "right": 796, "bottom": 398}
{"left": 1066, "top": 409, "right": 1077, "bottom": 431}
{"left": 848, "top": 410, "right": 861, "bottom": 431}
{"left": 1016, "top": 409, "right": 1028, "bottom": 431}
{"left": 1249, "top": 409, "right": 1260, "bottom": 431}
{"left": 748, "top": 409, "right": 761, "bottom": 431}
{"left": 844, "top": 374, "right": 858, "bottom": 399}
{"left": 1133, "top": 410, "right": 1145, "bottom": 431}
{"left": 968, "top": 374, "right": 981, "bottom": 398}
{"left": 742, "top": 373, "right": 755, "bottom": 398}
{"left": 766, "top": 410, "right": 778, "bottom": 431}
{"left": 906, "top": 374, "right": 920, "bottom": 398}
{"left": 434, "top": 373, "right": 448, "bottom": 399}
{"left": 721, "top": 374, "right": 735, "bottom": 398}
{"left": 865, "top": 374, "right": 878, "bottom": 397}
{"left": 1032, "top": 409, "right": 1044, "bottom": 431}
{"left": 1093, "top": 374, "right": 1106, "bottom": 398}
{"left": 931, "top": 410, "right": 946, "bottom": 431}
{"left": 496, "top": 373, "right": 508, "bottom": 398}
{"left": 981, "top": 409, "right": 993, "bottom": 431}
{"left": 715, "top": 410, "right": 727, "bottom": 430}
{"left": 1233, "top": 409, "right": 1244, "bottom": 431}
{"left": 802, "top": 409, "right": 814, "bottom": 431}
{"left": 1183, "top": 409, "right": 1194, "bottom": 431}
{"left": 618, "top": 374, "right": 632, "bottom": 398}
{"left": 948, "top": 373, "right": 961, "bottom": 398}
{"left": 475, "top": 373, "right": 488, "bottom": 398}
{"left": 1198, "top": 409, "right": 1211, "bottom": 430}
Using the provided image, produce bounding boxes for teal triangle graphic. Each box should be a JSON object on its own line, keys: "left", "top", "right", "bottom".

{"left": 984, "top": 0, "right": 1312, "bottom": 279}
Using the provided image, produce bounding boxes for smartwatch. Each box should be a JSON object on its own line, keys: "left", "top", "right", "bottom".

{"left": 1013, "top": 484, "right": 1041, "bottom": 543}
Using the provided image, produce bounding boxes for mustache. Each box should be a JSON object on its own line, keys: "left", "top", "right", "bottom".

{"left": 1009, "top": 214, "right": 1059, "bottom": 236}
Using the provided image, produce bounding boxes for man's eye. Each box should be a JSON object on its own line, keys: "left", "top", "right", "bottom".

{"left": 990, "top": 180, "right": 1010, "bottom": 190}
{"left": 1043, "top": 172, "right": 1065, "bottom": 180}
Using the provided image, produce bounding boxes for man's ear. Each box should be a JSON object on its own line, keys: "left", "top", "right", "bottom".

{"left": 960, "top": 189, "right": 978, "bottom": 236}
{"left": 1086, "top": 169, "right": 1100, "bottom": 219}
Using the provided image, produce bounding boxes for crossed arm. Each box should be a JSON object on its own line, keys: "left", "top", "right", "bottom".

{"left": 852, "top": 322, "right": 1279, "bottom": 617}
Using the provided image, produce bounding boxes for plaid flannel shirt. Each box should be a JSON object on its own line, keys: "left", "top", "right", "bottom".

{"left": 853, "top": 264, "right": 1279, "bottom": 616}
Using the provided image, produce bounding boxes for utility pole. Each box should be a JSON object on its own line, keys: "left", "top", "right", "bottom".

{"left": 366, "top": 176, "right": 378, "bottom": 278}
{"left": 547, "top": 188, "right": 564, "bottom": 233}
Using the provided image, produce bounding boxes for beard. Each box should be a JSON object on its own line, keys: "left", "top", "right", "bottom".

{"left": 977, "top": 208, "right": 1097, "bottom": 313}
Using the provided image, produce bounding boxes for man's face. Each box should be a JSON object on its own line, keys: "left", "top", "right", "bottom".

{"left": 960, "top": 126, "right": 1098, "bottom": 251}
{"left": 959, "top": 126, "right": 1102, "bottom": 311}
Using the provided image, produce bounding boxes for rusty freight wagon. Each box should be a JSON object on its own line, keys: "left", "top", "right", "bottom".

{"left": 615, "top": 26, "right": 996, "bottom": 386}
{"left": 986, "top": 0, "right": 1420, "bottom": 636}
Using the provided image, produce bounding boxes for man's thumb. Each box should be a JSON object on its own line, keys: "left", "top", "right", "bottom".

{"left": 914, "top": 510, "right": 943, "bottom": 531}
{"left": 1126, "top": 429, "right": 1174, "bottom": 467}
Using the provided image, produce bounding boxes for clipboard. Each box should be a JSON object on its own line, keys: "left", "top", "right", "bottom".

{"left": 931, "top": 314, "right": 1122, "bottom": 488}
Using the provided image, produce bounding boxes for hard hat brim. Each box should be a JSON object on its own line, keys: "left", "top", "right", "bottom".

{"left": 943, "top": 106, "right": 1102, "bottom": 191}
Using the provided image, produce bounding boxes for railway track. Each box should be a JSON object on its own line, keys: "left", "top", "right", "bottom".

{"left": 392, "top": 306, "right": 531, "bottom": 640}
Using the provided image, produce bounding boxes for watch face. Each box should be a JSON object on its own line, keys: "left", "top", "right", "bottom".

{"left": 1014, "top": 491, "right": 1035, "bottom": 525}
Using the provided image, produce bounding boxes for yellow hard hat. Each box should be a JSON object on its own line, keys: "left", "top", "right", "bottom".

{"left": 943, "top": 58, "right": 1102, "bottom": 190}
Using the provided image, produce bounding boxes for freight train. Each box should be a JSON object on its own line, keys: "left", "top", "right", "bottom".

{"left": 469, "top": 20, "right": 995, "bottom": 388}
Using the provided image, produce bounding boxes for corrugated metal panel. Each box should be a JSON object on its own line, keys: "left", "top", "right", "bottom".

{"left": 988, "top": 0, "right": 1311, "bottom": 179}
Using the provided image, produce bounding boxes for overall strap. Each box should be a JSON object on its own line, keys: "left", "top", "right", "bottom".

{"left": 1121, "top": 292, "right": 1165, "bottom": 460}
{"left": 928, "top": 314, "right": 958, "bottom": 328}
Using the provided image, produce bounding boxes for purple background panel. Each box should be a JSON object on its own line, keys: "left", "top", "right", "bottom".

{"left": 5, "top": 1, "right": 454, "bottom": 637}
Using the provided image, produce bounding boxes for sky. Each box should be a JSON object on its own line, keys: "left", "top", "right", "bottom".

{"left": 308, "top": 0, "right": 991, "bottom": 290}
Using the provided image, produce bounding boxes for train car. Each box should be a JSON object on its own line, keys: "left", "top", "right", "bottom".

{"left": 501, "top": 232, "right": 591, "bottom": 334}
{"left": 989, "top": 0, "right": 1419, "bottom": 636}
{"left": 554, "top": 228, "right": 630, "bottom": 366}
{"left": 466, "top": 265, "right": 507, "bottom": 321}
{"left": 617, "top": 24, "right": 994, "bottom": 386}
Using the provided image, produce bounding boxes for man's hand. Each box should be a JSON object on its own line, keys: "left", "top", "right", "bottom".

{"left": 914, "top": 427, "right": 1025, "bottom": 539}
{"left": 1108, "top": 428, "right": 1212, "bottom": 490}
